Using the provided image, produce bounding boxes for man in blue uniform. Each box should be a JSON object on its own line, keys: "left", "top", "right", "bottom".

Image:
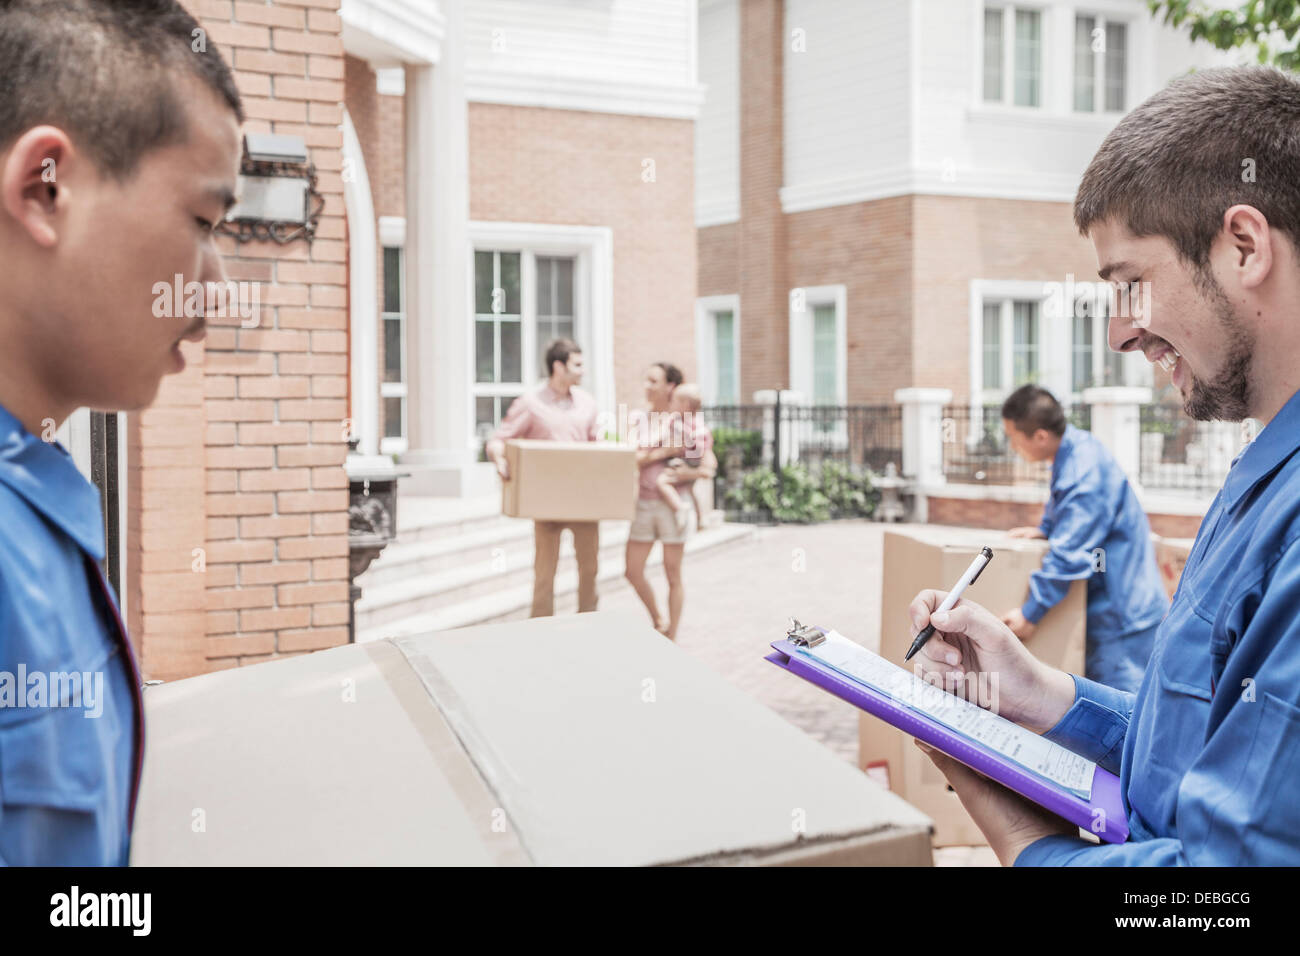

{"left": 910, "top": 66, "right": 1300, "bottom": 864}
{"left": 0, "top": 0, "right": 243, "bottom": 864}
{"left": 998, "top": 385, "right": 1167, "bottom": 692}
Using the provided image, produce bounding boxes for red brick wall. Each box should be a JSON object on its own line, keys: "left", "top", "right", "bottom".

{"left": 785, "top": 197, "right": 913, "bottom": 403}
{"left": 737, "top": 0, "right": 788, "bottom": 400}
{"left": 925, "top": 494, "right": 1204, "bottom": 539}
{"left": 925, "top": 496, "right": 1044, "bottom": 530}
{"left": 912, "top": 195, "right": 1103, "bottom": 399}
{"left": 468, "top": 103, "right": 697, "bottom": 411}
{"left": 697, "top": 221, "right": 739, "bottom": 300}
{"left": 128, "top": 0, "right": 352, "bottom": 679}
{"left": 1146, "top": 512, "right": 1203, "bottom": 538}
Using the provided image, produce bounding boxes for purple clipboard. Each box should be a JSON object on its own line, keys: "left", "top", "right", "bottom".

{"left": 766, "top": 635, "right": 1129, "bottom": 844}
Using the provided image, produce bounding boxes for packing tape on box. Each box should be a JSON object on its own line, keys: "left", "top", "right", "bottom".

{"left": 363, "top": 640, "right": 532, "bottom": 866}
{"left": 389, "top": 636, "right": 548, "bottom": 864}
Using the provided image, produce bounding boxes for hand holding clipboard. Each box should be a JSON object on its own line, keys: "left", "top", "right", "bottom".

{"left": 767, "top": 547, "right": 1127, "bottom": 849}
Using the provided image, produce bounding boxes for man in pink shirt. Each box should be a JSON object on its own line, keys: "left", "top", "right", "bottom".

{"left": 485, "top": 339, "right": 600, "bottom": 617}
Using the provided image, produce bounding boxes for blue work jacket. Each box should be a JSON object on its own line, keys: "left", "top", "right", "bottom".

{"left": 0, "top": 405, "right": 141, "bottom": 865}
{"left": 1024, "top": 425, "right": 1169, "bottom": 690}
{"left": 1019, "top": 391, "right": 1300, "bottom": 864}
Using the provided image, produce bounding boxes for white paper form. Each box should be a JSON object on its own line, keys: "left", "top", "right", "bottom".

{"left": 802, "top": 631, "right": 1095, "bottom": 799}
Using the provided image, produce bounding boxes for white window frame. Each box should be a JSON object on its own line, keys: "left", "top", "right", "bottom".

{"left": 695, "top": 294, "right": 741, "bottom": 406}
{"left": 789, "top": 284, "right": 847, "bottom": 406}
{"left": 974, "top": 1, "right": 1144, "bottom": 119}
{"left": 1071, "top": 9, "right": 1131, "bottom": 115}
{"left": 981, "top": 3, "right": 1046, "bottom": 109}
{"left": 57, "top": 410, "right": 128, "bottom": 622}
{"left": 379, "top": 217, "right": 408, "bottom": 455}
{"left": 970, "top": 280, "right": 1062, "bottom": 407}
{"left": 971, "top": 278, "right": 1149, "bottom": 411}
{"left": 467, "top": 222, "right": 615, "bottom": 442}
{"left": 789, "top": 284, "right": 848, "bottom": 449}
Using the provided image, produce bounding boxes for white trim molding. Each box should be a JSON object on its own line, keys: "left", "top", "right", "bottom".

{"left": 376, "top": 67, "right": 406, "bottom": 96}
{"left": 342, "top": 110, "right": 380, "bottom": 457}
{"left": 780, "top": 160, "right": 1087, "bottom": 214}
{"left": 341, "top": 0, "right": 445, "bottom": 66}
{"left": 695, "top": 196, "right": 740, "bottom": 228}
{"left": 466, "top": 221, "right": 616, "bottom": 430}
{"left": 695, "top": 294, "right": 741, "bottom": 405}
{"left": 378, "top": 215, "right": 406, "bottom": 248}
{"left": 466, "top": 71, "right": 705, "bottom": 120}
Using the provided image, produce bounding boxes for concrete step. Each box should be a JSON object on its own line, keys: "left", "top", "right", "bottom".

{"left": 355, "top": 520, "right": 756, "bottom": 642}
{"left": 391, "top": 493, "right": 513, "bottom": 546}
{"left": 355, "top": 519, "right": 635, "bottom": 630}
{"left": 356, "top": 516, "right": 537, "bottom": 590}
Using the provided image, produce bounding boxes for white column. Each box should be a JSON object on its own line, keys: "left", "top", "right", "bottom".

{"left": 754, "top": 388, "right": 804, "bottom": 467}
{"left": 341, "top": 111, "right": 379, "bottom": 459}
{"left": 401, "top": 0, "right": 489, "bottom": 496}
{"left": 1084, "top": 386, "right": 1151, "bottom": 488}
{"left": 895, "top": 387, "right": 951, "bottom": 487}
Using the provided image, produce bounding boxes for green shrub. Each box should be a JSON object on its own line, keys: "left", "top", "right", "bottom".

{"left": 725, "top": 463, "right": 831, "bottom": 523}
{"left": 712, "top": 427, "right": 763, "bottom": 479}
{"left": 726, "top": 460, "right": 879, "bottom": 523}
{"left": 818, "top": 460, "right": 878, "bottom": 518}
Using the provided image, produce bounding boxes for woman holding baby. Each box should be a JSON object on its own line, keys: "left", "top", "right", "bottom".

{"left": 625, "top": 362, "right": 716, "bottom": 640}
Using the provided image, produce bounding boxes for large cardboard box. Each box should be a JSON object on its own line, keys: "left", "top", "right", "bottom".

{"left": 1154, "top": 535, "right": 1195, "bottom": 600}
{"left": 858, "top": 527, "right": 1087, "bottom": 846}
{"left": 501, "top": 439, "right": 637, "bottom": 521}
{"left": 132, "top": 612, "right": 934, "bottom": 866}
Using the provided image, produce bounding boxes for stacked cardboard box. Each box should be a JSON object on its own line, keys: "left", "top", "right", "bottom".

{"left": 132, "top": 612, "right": 935, "bottom": 866}
{"left": 859, "top": 527, "right": 1087, "bottom": 846}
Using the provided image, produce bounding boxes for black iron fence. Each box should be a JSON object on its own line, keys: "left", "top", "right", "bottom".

{"left": 702, "top": 402, "right": 903, "bottom": 478}
{"left": 702, "top": 398, "right": 1231, "bottom": 507}
{"left": 1139, "top": 404, "right": 1246, "bottom": 494}
{"left": 701, "top": 401, "right": 902, "bottom": 522}
{"left": 939, "top": 404, "right": 1092, "bottom": 485}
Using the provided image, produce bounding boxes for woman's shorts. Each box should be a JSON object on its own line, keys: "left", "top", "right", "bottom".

{"left": 628, "top": 497, "right": 695, "bottom": 544}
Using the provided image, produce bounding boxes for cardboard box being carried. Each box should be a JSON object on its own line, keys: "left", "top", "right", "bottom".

{"left": 501, "top": 439, "right": 636, "bottom": 521}
{"left": 859, "top": 527, "right": 1087, "bottom": 847}
{"left": 131, "top": 612, "right": 934, "bottom": 866}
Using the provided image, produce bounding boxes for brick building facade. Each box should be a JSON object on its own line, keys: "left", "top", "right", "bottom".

{"left": 116, "top": 0, "right": 703, "bottom": 678}
{"left": 124, "top": 0, "right": 351, "bottom": 680}
{"left": 693, "top": 0, "right": 1213, "bottom": 408}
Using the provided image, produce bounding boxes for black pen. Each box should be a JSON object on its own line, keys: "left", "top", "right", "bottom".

{"left": 903, "top": 547, "right": 994, "bottom": 662}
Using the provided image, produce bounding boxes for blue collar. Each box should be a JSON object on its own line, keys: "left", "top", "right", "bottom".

{"left": 1221, "top": 388, "right": 1300, "bottom": 509}
{"left": 0, "top": 405, "right": 105, "bottom": 559}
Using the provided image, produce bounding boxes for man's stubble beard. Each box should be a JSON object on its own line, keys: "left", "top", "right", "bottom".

{"left": 1182, "top": 274, "right": 1253, "bottom": 422}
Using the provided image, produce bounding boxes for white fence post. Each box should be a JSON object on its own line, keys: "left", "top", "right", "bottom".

{"left": 1083, "top": 386, "right": 1151, "bottom": 489}
{"left": 753, "top": 389, "right": 805, "bottom": 468}
{"left": 895, "top": 388, "right": 952, "bottom": 487}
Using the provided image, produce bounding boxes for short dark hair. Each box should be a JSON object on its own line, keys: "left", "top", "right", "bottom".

{"left": 543, "top": 338, "right": 581, "bottom": 376}
{"left": 1001, "top": 385, "right": 1067, "bottom": 438}
{"left": 653, "top": 362, "right": 683, "bottom": 387}
{"left": 1075, "top": 67, "right": 1300, "bottom": 277}
{"left": 0, "top": 0, "right": 245, "bottom": 181}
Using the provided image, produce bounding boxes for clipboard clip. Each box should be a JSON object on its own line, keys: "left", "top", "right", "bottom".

{"left": 786, "top": 618, "right": 826, "bottom": 648}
